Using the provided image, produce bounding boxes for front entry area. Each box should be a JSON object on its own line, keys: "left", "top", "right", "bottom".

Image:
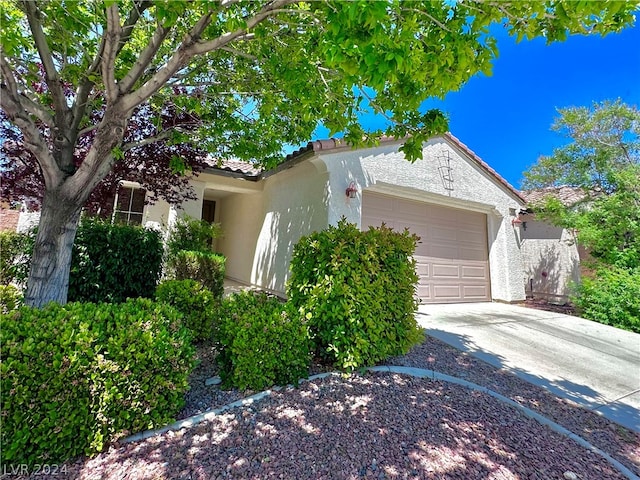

{"left": 361, "top": 192, "right": 491, "bottom": 303}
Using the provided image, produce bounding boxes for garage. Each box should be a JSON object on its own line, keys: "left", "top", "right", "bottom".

{"left": 361, "top": 192, "right": 491, "bottom": 303}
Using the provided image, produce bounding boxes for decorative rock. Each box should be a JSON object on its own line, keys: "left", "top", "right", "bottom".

{"left": 563, "top": 472, "right": 578, "bottom": 480}
{"left": 205, "top": 376, "right": 222, "bottom": 386}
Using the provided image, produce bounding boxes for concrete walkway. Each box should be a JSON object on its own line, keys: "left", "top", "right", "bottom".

{"left": 417, "top": 302, "right": 640, "bottom": 433}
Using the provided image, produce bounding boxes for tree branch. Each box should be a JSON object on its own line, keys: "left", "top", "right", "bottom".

{"left": 72, "top": 1, "right": 153, "bottom": 133}
{"left": 120, "top": 0, "right": 295, "bottom": 112}
{"left": 22, "top": 1, "right": 69, "bottom": 121}
{"left": 19, "top": 92, "right": 55, "bottom": 127}
{"left": 0, "top": 53, "right": 63, "bottom": 189}
{"left": 121, "top": 129, "right": 174, "bottom": 152}
{"left": 103, "top": 4, "right": 122, "bottom": 103}
{"left": 118, "top": 24, "right": 171, "bottom": 93}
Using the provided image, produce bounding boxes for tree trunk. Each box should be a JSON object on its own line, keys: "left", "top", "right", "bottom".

{"left": 24, "top": 189, "right": 83, "bottom": 307}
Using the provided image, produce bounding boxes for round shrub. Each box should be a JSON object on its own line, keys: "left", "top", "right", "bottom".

{"left": 215, "top": 291, "right": 310, "bottom": 391}
{"left": 287, "top": 219, "right": 424, "bottom": 371}
{"left": 166, "top": 250, "right": 226, "bottom": 298}
{"left": 156, "top": 279, "right": 217, "bottom": 342}
{"left": 1, "top": 299, "right": 196, "bottom": 466}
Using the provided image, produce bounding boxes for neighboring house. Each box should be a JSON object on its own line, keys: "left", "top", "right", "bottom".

{"left": 519, "top": 187, "right": 589, "bottom": 304}
{"left": 139, "top": 133, "right": 529, "bottom": 304}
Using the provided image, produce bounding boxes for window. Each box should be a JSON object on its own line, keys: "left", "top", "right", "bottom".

{"left": 202, "top": 200, "right": 216, "bottom": 223}
{"left": 114, "top": 185, "right": 146, "bottom": 225}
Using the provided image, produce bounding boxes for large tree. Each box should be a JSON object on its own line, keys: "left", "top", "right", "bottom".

{"left": 0, "top": 1, "right": 636, "bottom": 307}
{"left": 522, "top": 100, "right": 640, "bottom": 268}
{"left": 1, "top": 97, "right": 211, "bottom": 215}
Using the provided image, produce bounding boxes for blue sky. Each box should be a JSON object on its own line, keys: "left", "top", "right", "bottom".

{"left": 314, "top": 21, "right": 640, "bottom": 190}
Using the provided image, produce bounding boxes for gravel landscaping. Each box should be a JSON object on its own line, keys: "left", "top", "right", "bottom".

{"left": 8, "top": 336, "right": 640, "bottom": 479}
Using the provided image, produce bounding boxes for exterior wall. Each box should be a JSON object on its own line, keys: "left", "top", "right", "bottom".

{"left": 250, "top": 159, "right": 329, "bottom": 293}
{"left": 319, "top": 137, "right": 527, "bottom": 303}
{"left": 520, "top": 215, "right": 580, "bottom": 303}
{"left": 216, "top": 191, "right": 264, "bottom": 285}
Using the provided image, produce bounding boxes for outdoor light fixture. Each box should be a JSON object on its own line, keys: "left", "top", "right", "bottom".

{"left": 346, "top": 181, "right": 358, "bottom": 199}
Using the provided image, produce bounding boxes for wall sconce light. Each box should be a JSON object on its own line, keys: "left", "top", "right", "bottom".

{"left": 346, "top": 181, "right": 358, "bottom": 199}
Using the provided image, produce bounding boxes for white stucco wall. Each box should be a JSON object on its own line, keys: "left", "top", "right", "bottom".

{"left": 250, "top": 159, "right": 330, "bottom": 293}
{"left": 520, "top": 216, "right": 580, "bottom": 303}
{"left": 216, "top": 191, "right": 264, "bottom": 285}
{"left": 318, "top": 137, "right": 527, "bottom": 303}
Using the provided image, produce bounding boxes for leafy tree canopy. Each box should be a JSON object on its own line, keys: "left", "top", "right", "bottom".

{"left": 522, "top": 100, "right": 640, "bottom": 268}
{"left": 0, "top": 0, "right": 636, "bottom": 307}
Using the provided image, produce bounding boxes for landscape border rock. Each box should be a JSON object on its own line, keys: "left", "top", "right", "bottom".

{"left": 121, "top": 368, "right": 639, "bottom": 480}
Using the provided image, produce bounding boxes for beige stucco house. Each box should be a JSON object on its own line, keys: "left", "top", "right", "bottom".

{"left": 139, "top": 133, "right": 535, "bottom": 304}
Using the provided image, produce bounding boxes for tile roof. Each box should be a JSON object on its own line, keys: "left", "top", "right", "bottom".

{"left": 203, "top": 157, "right": 262, "bottom": 177}
{"left": 202, "top": 134, "right": 526, "bottom": 203}
{"left": 521, "top": 186, "right": 589, "bottom": 206}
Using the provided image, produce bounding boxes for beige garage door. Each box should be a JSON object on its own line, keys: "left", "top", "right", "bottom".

{"left": 361, "top": 192, "right": 491, "bottom": 303}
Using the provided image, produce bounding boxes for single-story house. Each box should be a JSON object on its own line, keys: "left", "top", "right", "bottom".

{"left": 138, "top": 133, "right": 531, "bottom": 304}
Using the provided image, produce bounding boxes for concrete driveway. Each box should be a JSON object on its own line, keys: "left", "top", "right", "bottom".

{"left": 417, "top": 302, "right": 640, "bottom": 432}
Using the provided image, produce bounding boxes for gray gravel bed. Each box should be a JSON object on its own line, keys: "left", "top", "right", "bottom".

{"left": 42, "top": 373, "right": 631, "bottom": 479}
{"left": 12, "top": 336, "right": 640, "bottom": 479}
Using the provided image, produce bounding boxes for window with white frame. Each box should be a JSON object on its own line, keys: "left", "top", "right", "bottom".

{"left": 114, "top": 185, "right": 146, "bottom": 225}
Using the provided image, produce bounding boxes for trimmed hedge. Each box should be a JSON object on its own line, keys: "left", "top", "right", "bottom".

{"left": 573, "top": 265, "right": 640, "bottom": 332}
{"left": 287, "top": 219, "right": 424, "bottom": 371}
{"left": 215, "top": 291, "right": 310, "bottom": 391}
{"left": 156, "top": 279, "right": 217, "bottom": 342}
{"left": 68, "top": 219, "right": 163, "bottom": 303}
{"left": 167, "top": 250, "right": 225, "bottom": 298}
{"left": 1, "top": 299, "right": 196, "bottom": 466}
{"left": 0, "top": 230, "right": 34, "bottom": 287}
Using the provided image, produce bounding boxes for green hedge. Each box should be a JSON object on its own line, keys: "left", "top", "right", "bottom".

{"left": 573, "top": 265, "right": 640, "bottom": 332}
{"left": 0, "top": 284, "right": 23, "bottom": 313}
{"left": 1, "top": 299, "right": 196, "bottom": 466}
{"left": 166, "top": 216, "right": 222, "bottom": 258}
{"left": 0, "top": 230, "right": 34, "bottom": 287}
{"left": 68, "top": 219, "right": 163, "bottom": 303}
{"left": 215, "top": 291, "right": 310, "bottom": 391}
{"left": 287, "top": 220, "right": 424, "bottom": 371}
{"left": 167, "top": 250, "right": 225, "bottom": 298}
{"left": 156, "top": 279, "right": 217, "bottom": 342}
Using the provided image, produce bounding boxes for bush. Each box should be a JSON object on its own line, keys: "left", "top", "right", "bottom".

{"left": 215, "top": 291, "right": 310, "bottom": 391}
{"left": 0, "top": 230, "right": 34, "bottom": 287}
{"left": 287, "top": 219, "right": 424, "bottom": 371}
{"left": 1, "top": 299, "right": 196, "bottom": 466}
{"left": 166, "top": 216, "right": 222, "bottom": 257}
{"left": 68, "top": 218, "right": 163, "bottom": 303}
{"left": 0, "top": 284, "right": 23, "bottom": 313}
{"left": 167, "top": 250, "right": 226, "bottom": 298}
{"left": 572, "top": 265, "right": 640, "bottom": 332}
{"left": 156, "top": 279, "right": 217, "bottom": 342}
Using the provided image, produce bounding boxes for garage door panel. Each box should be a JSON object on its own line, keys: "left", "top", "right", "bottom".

{"left": 428, "top": 243, "right": 459, "bottom": 259}
{"left": 432, "top": 263, "right": 460, "bottom": 278}
{"left": 463, "top": 285, "right": 490, "bottom": 299}
{"left": 461, "top": 265, "right": 489, "bottom": 280}
{"left": 362, "top": 192, "right": 491, "bottom": 303}
{"left": 433, "top": 285, "right": 462, "bottom": 300}
{"left": 459, "top": 247, "right": 488, "bottom": 262}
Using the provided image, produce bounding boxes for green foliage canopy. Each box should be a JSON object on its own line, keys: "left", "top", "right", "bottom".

{"left": 522, "top": 100, "right": 640, "bottom": 268}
